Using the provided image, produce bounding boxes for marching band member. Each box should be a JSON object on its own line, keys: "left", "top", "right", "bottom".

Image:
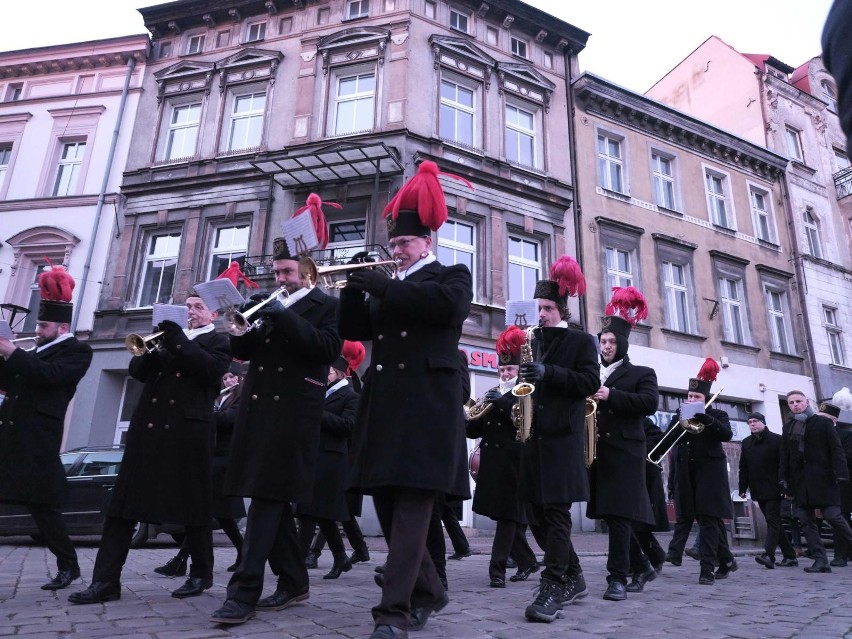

{"left": 70, "top": 292, "right": 230, "bottom": 604}
{"left": 520, "top": 257, "right": 599, "bottom": 623}
{"left": 466, "top": 326, "right": 538, "bottom": 588}
{"left": 211, "top": 196, "right": 341, "bottom": 625}
{"left": 340, "top": 161, "right": 472, "bottom": 639}
{"left": 587, "top": 287, "right": 658, "bottom": 600}
{"left": 0, "top": 264, "right": 92, "bottom": 591}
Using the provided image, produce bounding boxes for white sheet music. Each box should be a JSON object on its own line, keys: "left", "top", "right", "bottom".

{"left": 0, "top": 320, "right": 14, "bottom": 341}
{"left": 680, "top": 401, "right": 703, "bottom": 420}
{"left": 505, "top": 300, "right": 539, "bottom": 328}
{"left": 152, "top": 304, "right": 188, "bottom": 329}
{"left": 282, "top": 213, "right": 319, "bottom": 256}
{"left": 193, "top": 279, "right": 245, "bottom": 312}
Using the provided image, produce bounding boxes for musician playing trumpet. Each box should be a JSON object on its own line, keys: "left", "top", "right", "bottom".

{"left": 586, "top": 288, "right": 658, "bottom": 601}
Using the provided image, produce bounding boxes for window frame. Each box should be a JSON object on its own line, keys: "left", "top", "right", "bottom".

{"left": 748, "top": 182, "right": 776, "bottom": 243}
{"left": 765, "top": 287, "right": 792, "bottom": 354}
{"left": 785, "top": 125, "right": 804, "bottom": 162}
{"left": 0, "top": 142, "right": 13, "bottom": 195}
{"left": 328, "top": 63, "right": 377, "bottom": 137}
{"left": 439, "top": 71, "right": 480, "bottom": 150}
{"left": 604, "top": 246, "right": 634, "bottom": 290}
{"left": 207, "top": 222, "right": 251, "bottom": 282}
{"left": 821, "top": 80, "right": 838, "bottom": 112}
{"left": 504, "top": 98, "right": 541, "bottom": 169}
{"left": 704, "top": 167, "right": 734, "bottom": 230}
{"left": 655, "top": 238, "right": 697, "bottom": 335}
{"left": 346, "top": 0, "right": 370, "bottom": 20}
{"left": 507, "top": 235, "right": 541, "bottom": 301}
{"left": 803, "top": 208, "right": 822, "bottom": 259}
{"left": 245, "top": 20, "right": 267, "bottom": 43}
{"left": 437, "top": 218, "right": 477, "bottom": 299}
{"left": 597, "top": 218, "right": 643, "bottom": 295}
{"left": 52, "top": 140, "right": 87, "bottom": 197}
{"left": 823, "top": 305, "right": 846, "bottom": 366}
{"left": 718, "top": 276, "right": 747, "bottom": 344}
{"left": 449, "top": 7, "right": 470, "bottom": 33}
{"left": 662, "top": 261, "right": 691, "bottom": 333}
{"left": 221, "top": 87, "right": 267, "bottom": 153}
{"left": 134, "top": 229, "right": 183, "bottom": 308}
{"left": 597, "top": 131, "right": 626, "bottom": 194}
{"left": 510, "top": 36, "right": 528, "bottom": 59}
{"left": 158, "top": 97, "right": 203, "bottom": 163}
{"left": 326, "top": 217, "right": 368, "bottom": 262}
{"left": 185, "top": 33, "right": 206, "bottom": 55}
{"left": 651, "top": 149, "right": 676, "bottom": 210}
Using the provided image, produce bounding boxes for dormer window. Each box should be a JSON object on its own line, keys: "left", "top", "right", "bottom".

{"left": 511, "top": 36, "right": 528, "bottom": 59}
{"left": 246, "top": 21, "right": 266, "bottom": 43}
{"left": 186, "top": 34, "right": 205, "bottom": 55}
{"left": 449, "top": 8, "right": 469, "bottom": 33}
{"left": 346, "top": 0, "right": 370, "bottom": 20}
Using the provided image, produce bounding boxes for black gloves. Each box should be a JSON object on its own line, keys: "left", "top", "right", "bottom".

{"left": 484, "top": 388, "right": 503, "bottom": 402}
{"left": 157, "top": 320, "right": 184, "bottom": 338}
{"left": 693, "top": 412, "right": 712, "bottom": 426}
{"left": 519, "top": 362, "right": 546, "bottom": 384}
{"left": 347, "top": 250, "right": 371, "bottom": 265}
{"left": 347, "top": 268, "right": 391, "bottom": 297}
{"left": 254, "top": 300, "right": 285, "bottom": 321}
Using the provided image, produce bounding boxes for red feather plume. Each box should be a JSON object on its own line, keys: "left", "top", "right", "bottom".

{"left": 292, "top": 193, "right": 341, "bottom": 249}
{"left": 605, "top": 286, "right": 648, "bottom": 326}
{"left": 696, "top": 358, "right": 720, "bottom": 383}
{"left": 549, "top": 255, "right": 586, "bottom": 297}
{"left": 497, "top": 325, "right": 526, "bottom": 359}
{"left": 342, "top": 340, "right": 366, "bottom": 374}
{"left": 383, "top": 160, "right": 473, "bottom": 231}
{"left": 216, "top": 261, "right": 260, "bottom": 289}
{"left": 38, "top": 260, "right": 75, "bottom": 303}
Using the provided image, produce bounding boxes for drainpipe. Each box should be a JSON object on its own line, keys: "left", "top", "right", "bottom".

{"left": 72, "top": 55, "right": 137, "bottom": 332}
{"left": 564, "top": 48, "right": 587, "bottom": 330}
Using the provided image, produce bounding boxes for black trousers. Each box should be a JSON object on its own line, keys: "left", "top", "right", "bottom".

{"left": 667, "top": 515, "right": 694, "bottom": 559}
{"left": 756, "top": 499, "right": 796, "bottom": 560}
{"left": 489, "top": 520, "right": 536, "bottom": 580}
{"left": 94, "top": 516, "right": 212, "bottom": 583}
{"left": 795, "top": 503, "right": 852, "bottom": 564}
{"left": 528, "top": 502, "right": 580, "bottom": 583}
{"left": 604, "top": 516, "right": 632, "bottom": 584}
{"left": 298, "top": 516, "right": 345, "bottom": 557}
{"left": 309, "top": 518, "right": 369, "bottom": 556}
{"left": 697, "top": 515, "right": 732, "bottom": 573}
{"left": 438, "top": 498, "right": 469, "bottom": 555}
{"left": 632, "top": 530, "right": 665, "bottom": 570}
{"left": 426, "top": 503, "right": 448, "bottom": 582}
{"left": 226, "top": 499, "right": 306, "bottom": 605}
{"left": 27, "top": 503, "right": 78, "bottom": 571}
{"left": 372, "top": 488, "right": 444, "bottom": 630}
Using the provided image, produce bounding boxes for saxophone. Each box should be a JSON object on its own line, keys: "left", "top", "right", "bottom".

{"left": 511, "top": 325, "right": 538, "bottom": 442}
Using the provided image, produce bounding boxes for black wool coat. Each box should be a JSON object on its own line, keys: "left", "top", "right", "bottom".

{"left": 226, "top": 288, "right": 341, "bottom": 503}
{"left": 296, "top": 381, "right": 359, "bottom": 521}
{"left": 340, "top": 261, "right": 473, "bottom": 500}
{"left": 466, "top": 389, "right": 527, "bottom": 524}
{"left": 212, "top": 387, "right": 246, "bottom": 520}
{"left": 587, "top": 358, "right": 657, "bottom": 525}
{"left": 520, "top": 326, "right": 600, "bottom": 506}
{"left": 672, "top": 406, "right": 733, "bottom": 520}
{"left": 0, "top": 337, "right": 92, "bottom": 506}
{"left": 639, "top": 418, "right": 670, "bottom": 532}
{"left": 738, "top": 429, "right": 783, "bottom": 501}
{"left": 109, "top": 329, "right": 231, "bottom": 526}
{"left": 780, "top": 414, "right": 849, "bottom": 508}
{"left": 837, "top": 424, "right": 852, "bottom": 512}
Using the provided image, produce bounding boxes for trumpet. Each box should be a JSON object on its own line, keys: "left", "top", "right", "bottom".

{"left": 125, "top": 327, "right": 203, "bottom": 356}
{"left": 9, "top": 337, "right": 38, "bottom": 350}
{"left": 647, "top": 387, "right": 724, "bottom": 467}
{"left": 298, "top": 254, "right": 400, "bottom": 290}
{"left": 225, "top": 287, "right": 290, "bottom": 336}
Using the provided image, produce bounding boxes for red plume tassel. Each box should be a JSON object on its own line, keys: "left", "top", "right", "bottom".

{"left": 497, "top": 325, "right": 526, "bottom": 359}
{"left": 217, "top": 261, "right": 260, "bottom": 289}
{"left": 293, "top": 193, "right": 341, "bottom": 249}
{"left": 383, "top": 160, "right": 473, "bottom": 231}
{"left": 38, "top": 260, "right": 75, "bottom": 302}
{"left": 549, "top": 255, "right": 586, "bottom": 298}
{"left": 605, "top": 286, "right": 649, "bottom": 326}
{"left": 342, "top": 340, "right": 366, "bottom": 374}
{"left": 696, "top": 358, "right": 720, "bottom": 383}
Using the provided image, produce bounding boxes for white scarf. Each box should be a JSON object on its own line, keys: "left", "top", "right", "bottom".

{"left": 600, "top": 358, "right": 623, "bottom": 385}
{"left": 186, "top": 323, "right": 215, "bottom": 340}
{"left": 499, "top": 376, "right": 518, "bottom": 395}
{"left": 326, "top": 377, "right": 349, "bottom": 398}
{"left": 397, "top": 253, "right": 436, "bottom": 281}
{"left": 36, "top": 331, "right": 75, "bottom": 353}
{"left": 281, "top": 286, "right": 310, "bottom": 308}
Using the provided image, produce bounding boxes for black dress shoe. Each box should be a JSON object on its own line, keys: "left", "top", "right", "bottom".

{"left": 509, "top": 563, "right": 540, "bottom": 582}
{"left": 304, "top": 552, "right": 319, "bottom": 570}
{"left": 41, "top": 566, "right": 80, "bottom": 590}
{"left": 489, "top": 576, "right": 506, "bottom": 588}
{"left": 447, "top": 548, "right": 472, "bottom": 560}
{"left": 776, "top": 557, "right": 798, "bottom": 567}
{"left": 804, "top": 562, "right": 831, "bottom": 573}
{"left": 715, "top": 558, "right": 738, "bottom": 579}
{"left": 684, "top": 547, "right": 700, "bottom": 561}
{"left": 171, "top": 576, "right": 213, "bottom": 599}
{"left": 350, "top": 548, "right": 371, "bottom": 564}
{"left": 755, "top": 554, "right": 775, "bottom": 569}
{"left": 602, "top": 580, "right": 626, "bottom": 601}
{"left": 625, "top": 565, "right": 657, "bottom": 593}
{"left": 409, "top": 593, "right": 449, "bottom": 632}
{"left": 68, "top": 582, "right": 121, "bottom": 605}
{"left": 210, "top": 599, "right": 255, "bottom": 624}
{"left": 665, "top": 553, "right": 682, "bottom": 567}
{"left": 370, "top": 624, "right": 409, "bottom": 639}
{"left": 698, "top": 571, "right": 715, "bottom": 585}
{"left": 323, "top": 554, "right": 352, "bottom": 579}
{"left": 256, "top": 587, "right": 309, "bottom": 611}
{"left": 375, "top": 562, "right": 387, "bottom": 574}
{"left": 154, "top": 554, "right": 188, "bottom": 577}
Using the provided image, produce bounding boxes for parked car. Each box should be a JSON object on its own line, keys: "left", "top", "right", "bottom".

{"left": 0, "top": 446, "right": 188, "bottom": 547}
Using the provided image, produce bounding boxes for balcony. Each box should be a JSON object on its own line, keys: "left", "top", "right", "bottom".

{"left": 834, "top": 166, "right": 852, "bottom": 199}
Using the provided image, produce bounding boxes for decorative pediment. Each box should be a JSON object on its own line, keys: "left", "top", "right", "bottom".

{"left": 496, "top": 62, "right": 556, "bottom": 111}
{"left": 154, "top": 60, "right": 216, "bottom": 103}
{"left": 217, "top": 48, "right": 283, "bottom": 90}
{"left": 429, "top": 35, "right": 495, "bottom": 88}
{"left": 316, "top": 27, "right": 391, "bottom": 74}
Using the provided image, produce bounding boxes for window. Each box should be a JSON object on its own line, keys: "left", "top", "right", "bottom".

{"left": 6, "top": 83, "right": 23, "bottom": 101}
{"left": 505, "top": 103, "right": 536, "bottom": 167}
{"left": 159, "top": 41, "right": 172, "bottom": 59}
{"left": 246, "top": 21, "right": 266, "bottom": 42}
{"left": 52, "top": 141, "right": 86, "bottom": 196}
{"left": 216, "top": 30, "right": 231, "bottom": 48}
{"left": 750, "top": 187, "right": 773, "bottom": 242}
{"left": 279, "top": 17, "right": 293, "bottom": 34}
{"left": 834, "top": 148, "right": 850, "bottom": 172}
{"left": 597, "top": 133, "right": 624, "bottom": 193}
{"left": 21, "top": 264, "right": 49, "bottom": 333}
{"left": 449, "top": 8, "right": 469, "bottom": 33}
{"left": 186, "top": 34, "right": 205, "bottom": 55}
{"left": 165, "top": 102, "right": 201, "bottom": 161}
{"left": 209, "top": 224, "right": 250, "bottom": 280}
{"left": 318, "top": 7, "right": 330, "bottom": 24}
{"left": 439, "top": 77, "right": 476, "bottom": 147}
{"left": 543, "top": 51, "right": 554, "bottom": 69}
{"left": 327, "top": 219, "right": 367, "bottom": 261}
{"left": 785, "top": 126, "right": 803, "bottom": 162}
{"left": 803, "top": 208, "right": 822, "bottom": 258}
{"left": 425, "top": 0, "right": 436, "bottom": 19}
{"left": 332, "top": 70, "right": 375, "bottom": 135}
{"left": 651, "top": 152, "right": 675, "bottom": 210}
{"left": 508, "top": 236, "right": 540, "bottom": 300}
{"left": 662, "top": 261, "right": 690, "bottom": 332}
{"left": 605, "top": 247, "right": 633, "bottom": 290}
{"left": 821, "top": 80, "right": 838, "bottom": 112}
{"left": 226, "top": 91, "right": 266, "bottom": 151}
{"left": 346, "top": 0, "right": 369, "bottom": 19}
{"left": 115, "top": 378, "right": 144, "bottom": 446}
{"left": 137, "top": 232, "right": 181, "bottom": 307}
{"left": 486, "top": 26, "right": 498, "bottom": 45}
{"left": 510, "top": 36, "right": 527, "bottom": 59}
{"left": 766, "top": 288, "right": 791, "bottom": 354}
{"left": 719, "top": 277, "right": 746, "bottom": 344}
{"left": 0, "top": 144, "right": 11, "bottom": 192}
{"left": 824, "top": 306, "right": 846, "bottom": 366}
{"left": 438, "top": 220, "right": 475, "bottom": 285}
{"left": 705, "top": 170, "right": 731, "bottom": 228}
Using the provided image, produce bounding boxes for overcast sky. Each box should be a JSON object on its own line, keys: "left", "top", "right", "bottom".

{"left": 0, "top": 0, "right": 836, "bottom": 93}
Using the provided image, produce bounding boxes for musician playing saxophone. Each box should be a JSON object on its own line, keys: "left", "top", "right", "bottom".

{"left": 586, "top": 288, "right": 659, "bottom": 601}
{"left": 519, "top": 256, "right": 599, "bottom": 624}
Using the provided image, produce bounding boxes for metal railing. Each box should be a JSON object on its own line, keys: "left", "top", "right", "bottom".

{"left": 834, "top": 166, "right": 852, "bottom": 199}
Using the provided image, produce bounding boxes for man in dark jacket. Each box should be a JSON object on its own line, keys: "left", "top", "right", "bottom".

{"left": 587, "top": 288, "right": 658, "bottom": 601}
{"left": 836, "top": 417, "right": 852, "bottom": 565}
{"left": 0, "top": 265, "right": 92, "bottom": 591}
{"left": 632, "top": 418, "right": 670, "bottom": 575}
{"left": 519, "top": 256, "right": 600, "bottom": 623}
{"left": 70, "top": 292, "right": 231, "bottom": 604}
{"left": 210, "top": 235, "right": 341, "bottom": 624}
{"left": 738, "top": 412, "right": 797, "bottom": 569}
{"left": 780, "top": 391, "right": 852, "bottom": 572}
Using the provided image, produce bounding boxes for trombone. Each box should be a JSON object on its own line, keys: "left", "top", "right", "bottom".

{"left": 225, "top": 286, "right": 290, "bottom": 336}
{"left": 647, "top": 387, "right": 724, "bottom": 467}
{"left": 9, "top": 337, "right": 38, "bottom": 350}
{"left": 299, "top": 254, "right": 400, "bottom": 290}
